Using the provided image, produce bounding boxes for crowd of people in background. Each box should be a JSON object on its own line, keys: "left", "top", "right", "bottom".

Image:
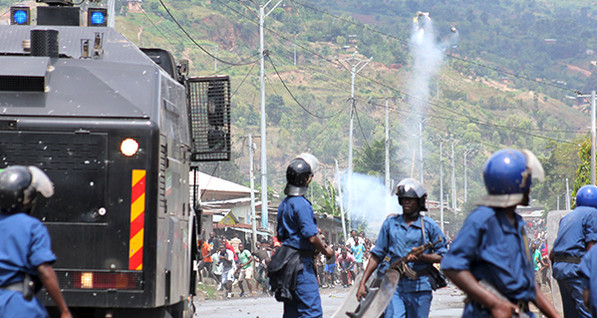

{"left": 196, "top": 230, "right": 281, "bottom": 299}
{"left": 526, "top": 218, "right": 552, "bottom": 290}
{"left": 195, "top": 216, "right": 555, "bottom": 299}
{"left": 195, "top": 228, "right": 379, "bottom": 298}
{"left": 316, "top": 230, "right": 373, "bottom": 288}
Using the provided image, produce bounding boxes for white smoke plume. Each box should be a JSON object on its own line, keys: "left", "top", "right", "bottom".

{"left": 339, "top": 172, "right": 402, "bottom": 233}
{"left": 401, "top": 12, "right": 458, "bottom": 180}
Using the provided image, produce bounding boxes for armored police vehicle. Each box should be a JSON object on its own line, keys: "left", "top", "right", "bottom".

{"left": 0, "top": 1, "right": 231, "bottom": 317}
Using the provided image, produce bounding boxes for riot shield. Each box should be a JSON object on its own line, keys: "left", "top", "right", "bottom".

{"left": 346, "top": 269, "right": 400, "bottom": 318}
{"left": 331, "top": 272, "right": 364, "bottom": 318}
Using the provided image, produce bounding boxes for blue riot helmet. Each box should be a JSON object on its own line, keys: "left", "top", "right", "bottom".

{"left": 479, "top": 149, "right": 544, "bottom": 208}
{"left": 396, "top": 178, "right": 427, "bottom": 211}
{"left": 284, "top": 153, "right": 319, "bottom": 196}
{"left": 0, "top": 166, "right": 54, "bottom": 214}
{"left": 576, "top": 185, "right": 597, "bottom": 208}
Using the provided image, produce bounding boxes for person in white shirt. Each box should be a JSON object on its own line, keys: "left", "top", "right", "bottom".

{"left": 216, "top": 244, "right": 236, "bottom": 298}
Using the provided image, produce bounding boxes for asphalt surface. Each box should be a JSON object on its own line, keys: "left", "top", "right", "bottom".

{"left": 194, "top": 283, "right": 466, "bottom": 317}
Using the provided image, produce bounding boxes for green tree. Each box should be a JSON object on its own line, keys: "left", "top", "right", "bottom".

{"left": 533, "top": 140, "right": 581, "bottom": 210}
{"left": 573, "top": 136, "right": 591, "bottom": 201}
{"left": 266, "top": 95, "right": 286, "bottom": 125}
{"left": 354, "top": 139, "right": 387, "bottom": 176}
{"left": 313, "top": 180, "right": 341, "bottom": 217}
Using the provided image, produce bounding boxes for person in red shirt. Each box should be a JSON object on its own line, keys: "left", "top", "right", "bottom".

{"left": 198, "top": 239, "right": 218, "bottom": 284}
{"left": 224, "top": 239, "right": 238, "bottom": 261}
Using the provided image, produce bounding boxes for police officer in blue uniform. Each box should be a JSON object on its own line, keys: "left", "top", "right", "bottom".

{"left": 551, "top": 184, "right": 597, "bottom": 318}
{"left": 579, "top": 237, "right": 597, "bottom": 317}
{"left": 441, "top": 149, "right": 559, "bottom": 318}
{"left": 276, "top": 153, "right": 334, "bottom": 318}
{"left": 0, "top": 166, "right": 71, "bottom": 318}
{"left": 356, "top": 178, "right": 447, "bottom": 317}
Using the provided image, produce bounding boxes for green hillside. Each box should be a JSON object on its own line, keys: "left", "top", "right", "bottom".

{"left": 1, "top": 0, "right": 591, "bottom": 212}
{"left": 117, "top": 0, "right": 593, "bottom": 211}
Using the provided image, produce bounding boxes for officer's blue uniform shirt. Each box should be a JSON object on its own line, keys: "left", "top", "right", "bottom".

{"left": 552, "top": 206, "right": 597, "bottom": 280}
{"left": 441, "top": 206, "right": 536, "bottom": 303}
{"left": 0, "top": 212, "right": 56, "bottom": 318}
{"left": 579, "top": 246, "right": 597, "bottom": 317}
{"left": 276, "top": 196, "right": 322, "bottom": 318}
{"left": 277, "top": 196, "right": 318, "bottom": 250}
{"left": 370, "top": 214, "right": 447, "bottom": 293}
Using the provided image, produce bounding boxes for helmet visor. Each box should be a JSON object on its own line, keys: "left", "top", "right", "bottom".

{"left": 296, "top": 153, "right": 319, "bottom": 173}
{"left": 28, "top": 166, "right": 54, "bottom": 198}
{"left": 521, "top": 149, "right": 545, "bottom": 182}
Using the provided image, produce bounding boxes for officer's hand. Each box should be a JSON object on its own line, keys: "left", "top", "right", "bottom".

{"left": 323, "top": 246, "right": 334, "bottom": 259}
{"left": 489, "top": 299, "right": 517, "bottom": 318}
{"left": 61, "top": 312, "right": 73, "bottom": 318}
{"left": 356, "top": 283, "right": 368, "bottom": 302}
{"left": 406, "top": 253, "right": 420, "bottom": 262}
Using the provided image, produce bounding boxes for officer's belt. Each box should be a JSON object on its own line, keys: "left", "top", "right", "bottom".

{"left": 553, "top": 253, "right": 581, "bottom": 264}
{"left": 0, "top": 280, "right": 25, "bottom": 292}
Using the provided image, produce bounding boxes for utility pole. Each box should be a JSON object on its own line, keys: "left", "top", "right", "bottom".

{"left": 439, "top": 140, "right": 444, "bottom": 232}
{"left": 293, "top": 44, "right": 297, "bottom": 66}
{"left": 214, "top": 44, "right": 218, "bottom": 72}
{"left": 566, "top": 178, "right": 571, "bottom": 210}
{"left": 385, "top": 98, "right": 390, "bottom": 195}
{"left": 259, "top": 0, "right": 284, "bottom": 231}
{"left": 463, "top": 148, "right": 475, "bottom": 204}
{"left": 107, "top": 0, "right": 115, "bottom": 28}
{"left": 248, "top": 134, "right": 257, "bottom": 253}
{"left": 385, "top": 98, "right": 391, "bottom": 214}
{"left": 338, "top": 53, "right": 372, "bottom": 222}
{"left": 451, "top": 140, "right": 458, "bottom": 211}
{"left": 578, "top": 91, "right": 597, "bottom": 184}
{"left": 335, "top": 160, "right": 348, "bottom": 242}
{"left": 464, "top": 150, "right": 468, "bottom": 205}
{"left": 418, "top": 118, "right": 426, "bottom": 185}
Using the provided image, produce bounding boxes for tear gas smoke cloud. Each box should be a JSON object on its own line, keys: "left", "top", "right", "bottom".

{"left": 339, "top": 172, "right": 402, "bottom": 232}
{"left": 401, "top": 13, "right": 458, "bottom": 173}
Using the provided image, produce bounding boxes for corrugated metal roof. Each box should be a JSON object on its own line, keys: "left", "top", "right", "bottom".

{"left": 190, "top": 171, "right": 257, "bottom": 194}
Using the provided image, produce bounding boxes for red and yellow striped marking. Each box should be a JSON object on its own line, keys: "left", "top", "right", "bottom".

{"left": 129, "top": 169, "right": 146, "bottom": 270}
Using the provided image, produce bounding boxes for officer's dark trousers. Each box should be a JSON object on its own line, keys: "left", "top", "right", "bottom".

{"left": 384, "top": 290, "right": 431, "bottom": 318}
{"left": 283, "top": 257, "right": 322, "bottom": 318}
{"left": 557, "top": 277, "right": 591, "bottom": 318}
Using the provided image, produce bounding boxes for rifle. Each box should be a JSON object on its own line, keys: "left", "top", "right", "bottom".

{"left": 388, "top": 238, "right": 442, "bottom": 280}
{"left": 477, "top": 280, "right": 531, "bottom": 318}
{"left": 343, "top": 237, "right": 443, "bottom": 318}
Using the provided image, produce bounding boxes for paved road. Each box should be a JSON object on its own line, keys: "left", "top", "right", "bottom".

{"left": 194, "top": 284, "right": 465, "bottom": 317}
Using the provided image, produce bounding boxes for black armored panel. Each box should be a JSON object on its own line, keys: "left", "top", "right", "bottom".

{"left": 0, "top": 24, "right": 194, "bottom": 315}
{"left": 0, "top": 26, "right": 162, "bottom": 119}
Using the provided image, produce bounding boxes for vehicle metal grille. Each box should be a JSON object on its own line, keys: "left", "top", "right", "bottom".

{"left": 187, "top": 76, "right": 231, "bottom": 162}
{"left": 0, "top": 131, "right": 107, "bottom": 222}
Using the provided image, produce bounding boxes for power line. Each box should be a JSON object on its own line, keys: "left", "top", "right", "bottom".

{"left": 263, "top": 10, "right": 582, "bottom": 145}
{"left": 234, "top": 0, "right": 260, "bottom": 20}
{"left": 288, "top": 0, "right": 583, "bottom": 95}
{"left": 353, "top": 103, "right": 372, "bottom": 150}
{"left": 158, "top": 0, "right": 260, "bottom": 66}
{"left": 364, "top": 99, "right": 581, "bottom": 145}
{"left": 310, "top": 107, "right": 347, "bottom": 153}
{"left": 260, "top": 8, "right": 579, "bottom": 130}
{"left": 267, "top": 55, "right": 344, "bottom": 119}
{"left": 212, "top": 0, "right": 583, "bottom": 145}
{"left": 365, "top": 99, "right": 584, "bottom": 134}
{"left": 231, "top": 62, "right": 258, "bottom": 98}
{"left": 141, "top": 11, "right": 180, "bottom": 47}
